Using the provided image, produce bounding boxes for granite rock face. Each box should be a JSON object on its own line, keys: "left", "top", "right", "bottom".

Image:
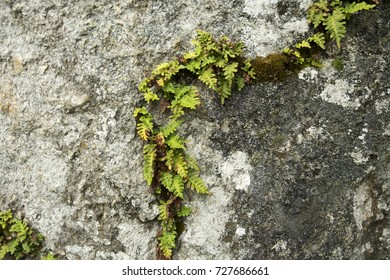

{"left": 0, "top": 0, "right": 389, "bottom": 259}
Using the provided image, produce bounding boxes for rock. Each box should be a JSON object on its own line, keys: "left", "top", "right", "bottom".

{"left": 0, "top": 0, "right": 389, "bottom": 260}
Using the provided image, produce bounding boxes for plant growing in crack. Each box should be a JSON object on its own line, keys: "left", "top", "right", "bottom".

{"left": 133, "top": 0, "right": 377, "bottom": 259}
{"left": 134, "top": 29, "right": 255, "bottom": 259}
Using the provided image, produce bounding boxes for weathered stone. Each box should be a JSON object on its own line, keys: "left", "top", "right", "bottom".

{"left": 0, "top": 0, "right": 389, "bottom": 260}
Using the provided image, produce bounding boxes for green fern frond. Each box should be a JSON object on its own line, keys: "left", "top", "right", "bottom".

{"left": 199, "top": 67, "right": 217, "bottom": 90}
{"left": 342, "top": 2, "right": 376, "bottom": 19}
{"left": 236, "top": 76, "right": 245, "bottom": 91}
{"left": 188, "top": 172, "right": 209, "bottom": 194}
{"left": 164, "top": 149, "right": 175, "bottom": 171}
{"left": 177, "top": 205, "right": 192, "bottom": 217}
{"left": 143, "top": 90, "right": 159, "bottom": 103}
{"left": 223, "top": 62, "right": 238, "bottom": 81}
{"left": 166, "top": 134, "right": 186, "bottom": 150}
{"left": 178, "top": 87, "right": 200, "bottom": 110}
{"left": 158, "top": 200, "right": 171, "bottom": 221}
{"left": 295, "top": 40, "right": 311, "bottom": 49}
{"left": 324, "top": 9, "right": 346, "bottom": 49}
{"left": 308, "top": 32, "right": 326, "bottom": 49}
{"left": 160, "top": 172, "right": 173, "bottom": 189}
{"left": 170, "top": 175, "right": 185, "bottom": 199}
{"left": 160, "top": 119, "right": 183, "bottom": 137}
{"left": 173, "top": 153, "right": 188, "bottom": 179}
{"left": 242, "top": 59, "right": 255, "bottom": 79}
{"left": 218, "top": 79, "right": 232, "bottom": 105}
{"left": 143, "top": 144, "right": 156, "bottom": 185}
{"left": 158, "top": 229, "right": 176, "bottom": 259}
{"left": 185, "top": 154, "right": 200, "bottom": 172}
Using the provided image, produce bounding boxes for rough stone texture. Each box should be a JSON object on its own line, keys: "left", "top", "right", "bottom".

{"left": 0, "top": 0, "right": 389, "bottom": 259}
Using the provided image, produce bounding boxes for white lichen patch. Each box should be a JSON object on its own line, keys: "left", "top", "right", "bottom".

{"left": 298, "top": 67, "right": 319, "bottom": 82}
{"left": 235, "top": 226, "right": 246, "bottom": 237}
{"left": 241, "top": 0, "right": 311, "bottom": 56}
{"left": 353, "top": 181, "right": 374, "bottom": 230}
{"left": 350, "top": 148, "right": 369, "bottom": 165}
{"left": 318, "top": 80, "right": 360, "bottom": 109}
{"left": 220, "top": 151, "right": 252, "bottom": 192}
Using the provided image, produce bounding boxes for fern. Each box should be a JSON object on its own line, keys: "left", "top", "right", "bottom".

{"left": 188, "top": 171, "right": 209, "bottom": 194}
{"left": 143, "top": 144, "right": 156, "bottom": 186}
{"left": 166, "top": 134, "right": 186, "bottom": 150}
{"left": 324, "top": 9, "right": 346, "bottom": 49}
{"left": 134, "top": 107, "right": 154, "bottom": 141}
{"left": 177, "top": 205, "right": 192, "bottom": 217}
{"left": 133, "top": 29, "right": 254, "bottom": 259}
{"left": 170, "top": 175, "right": 185, "bottom": 199}
{"left": 198, "top": 67, "right": 217, "bottom": 90}
{"left": 158, "top": 228, "right": 176, "bottom": 259}
{"left": 223, "top": 62, "right": 238, "bottom": 81}
{"left": 343, "top": 2, "right": 376, "bottom": 19}
{"left": 160, "top": 119, "right": 183, "bottom": 137}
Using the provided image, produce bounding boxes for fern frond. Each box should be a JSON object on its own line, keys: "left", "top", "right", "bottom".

{"left": 158, "top": 200, "right": 171, "bottom": 221}
{"left": 144, "top": 90, "right": 159, "bottom": 103}
{"left": 178, "top": 89, "right": 200, "bottom": 110}
{"left": 218, "top": 79, "right": 232, "bottom": 105}
{"left": 170, "top": 175, "right": 185, "bottom": 199}
{"left": 163, "top": 149, "right": 175, "bottom": 171}
{"left": 185, "top": 153, "right": 200, "bottom": 172}
{"left": 160, "top": 172, "right": 173, "bottom": 189}
{"left": 143, "top": 144, "right": 156, "bottom": 185}
{"left": 223, "top": 62, "right": 238, "bottom": 81}
{"left": 158, "top": 229, "right": 176, "bottom": 259}
{"left": 242, "top": 59, "right": 255, "bottom": 79}
{"left": 236, "top": 76, "right": 245, "bottom": 91}
{"left": 343, "top": 2, "right": 376, "bottom": 19}
{"left": 166, "top": 134, "right": 186, "bottom": 150}
{"left": 295, "top": 40, "right": 311, "bottom": 49}
{"left": 199, "top": 67, "right": 217, "bottom": 90}
{"left": 188, "top": 172, "right": 209, "bottom": 194}
{"left": 308, "top": 32, "right": 326, "bottom": 49}
{"left": 324, "top": 9, "right": 346, "bottom": 49}
{"left": 173, "top": 153, "right": 188, "bottom": 179}
{"left": 168, "top": 99, "right": 185, "bottom": 118}
{"left": 160, "top": 119, "right": 183, "bottom": 137}
{"left": 177, "top": 205, "right": 192, "bottom": 217}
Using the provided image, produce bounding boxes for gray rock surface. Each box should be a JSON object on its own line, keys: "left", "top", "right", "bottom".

{"left": 0, "top": 0, "right": 389, "bottom": 259}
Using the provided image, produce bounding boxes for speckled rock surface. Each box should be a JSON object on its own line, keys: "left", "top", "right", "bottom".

{"left": 0, "top": 0, "right": 389, "bottom": 259}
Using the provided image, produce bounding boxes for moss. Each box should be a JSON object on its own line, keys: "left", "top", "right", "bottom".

{"left": 250, "top": 53, "right": 295, "bottom": 83}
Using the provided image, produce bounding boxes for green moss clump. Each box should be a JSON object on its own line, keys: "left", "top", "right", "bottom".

{"left": 249, "top": 53, "right": 293, "bottom": 82}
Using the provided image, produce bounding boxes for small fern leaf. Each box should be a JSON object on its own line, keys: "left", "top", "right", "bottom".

{"left": 343, "top": 2, "right": 376, "bottom": 19}
{"left": 199, "top": 67, "right": 217, "bottom": 90}
{"left": 166, "top": 134, "right": 186, "bottom": 150}
{"left": 295, "top": 40, "right": 311, "bottom": 49}
{"left": 170, "top": 175, "right": 185, "bottom": 199}
{"left": 136, "top": 116, "right": 153, "bottom": 141}
{"left": 158, "top": 200, "right": 170, "bottom": 221}
{"left": 143, "top": 144, "right": 156, "bottom": 185}
{"left": 188, "top": 172, "right": 209, "bottom": 194}
{"left": 324, "top": 9, "right": 346, "bottom": 49}
{"left": 185, "top": 153, "right": 200, "bottom": 172}
{"left": 218, "top": 79, "right": 232, "bottom": 105}
{"left": 160, "top": 119, "right": 183, "bottom": 137}
{"left": 177, "top": 205, "right": 192, "bottom": 217}
{"left": 236, "top": 76, "right": 245, "bottom": 92}
{"left": 178, "top": 88, "right": 200, "bottom": 110}
{"left": 158, "top": 230, "right": 176, "bottom": 259}
{"left": 223, "top": 62, "right": 238, "bottom": 81}
{"left": 144, "top": 90, "right": 159, "bottom": 103}
{"left": 164, "top": 149, "right": 175, "bottom": 171}
{"left": 173, "top": 153, "right": 188, "bottom": 179}
{"left": 308, "top": 32, "right": 326, "bottom": 49}
{"left": 160, "top": 172, "right": 173, "bottom": 189}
